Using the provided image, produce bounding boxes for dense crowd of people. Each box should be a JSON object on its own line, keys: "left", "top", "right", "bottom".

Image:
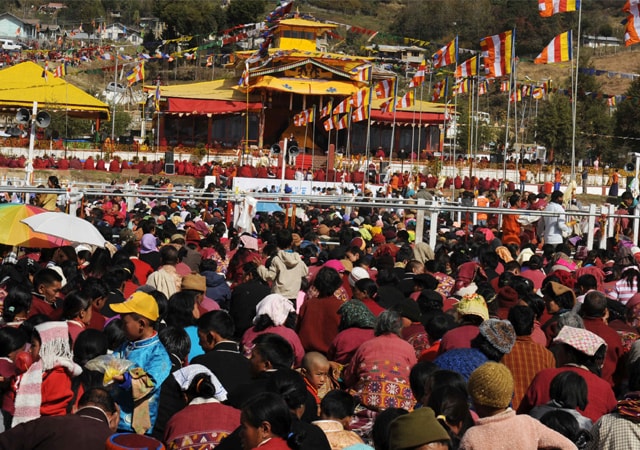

{"left": 0, "top": 182, "right": 638, "bottom": 449}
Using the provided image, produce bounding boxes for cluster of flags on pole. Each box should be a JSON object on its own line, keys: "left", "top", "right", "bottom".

{"left": 126, "top": 61, "right": 144, "bottom": 86}
{"left": 293, "top": 108, "right": 314, "bottom": 127}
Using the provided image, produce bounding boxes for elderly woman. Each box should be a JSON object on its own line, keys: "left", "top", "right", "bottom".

{"left": 343, "top": 310, "right": 417, "bottom": 438}
{"left": 327, "top": 299, "right": 376, "bottom": 364}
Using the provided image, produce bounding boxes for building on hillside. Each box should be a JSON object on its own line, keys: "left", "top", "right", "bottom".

{"left": 582, "top": 35, "right": 622, "bottom": 48}
{"left": 148, "top": 15, "right": 448, "bottom": 161}
{"left": 364, "top": 44, "right": 425, "bottom": 67}
{"left": 100, "top": 23, "right": 142, "bottom": 45}
{"left": 0, "top": 13, "right": 37, "bottom": 39}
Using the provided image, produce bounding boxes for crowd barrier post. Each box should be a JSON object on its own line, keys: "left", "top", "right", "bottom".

{"left": 415, "top": 199, "right": 425, "bottom": 244}
{"left": 586, "top": 204, "right": 596, "bottom": 251}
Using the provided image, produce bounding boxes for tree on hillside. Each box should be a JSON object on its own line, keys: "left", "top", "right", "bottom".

{"left": 614, "top": 76, "right": 640, "bottom": 154}
{"left": 534, "top": 94, "right": 572, "bottom": 163}
{"left": 154, "top": 0, "right": 223, "bottom": 39}
{"left": 225, "top": 0, "right": 266, "bottom": 27}
{"left": 574, "top": 71, "right": 614, "bottom": 164}
{"left": 58, "top": 0, "right": 105, "bottom": 25}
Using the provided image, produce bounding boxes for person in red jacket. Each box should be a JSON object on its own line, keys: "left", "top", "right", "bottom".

{"left": 12, "top": 321, "right": 82, "bottom": 427}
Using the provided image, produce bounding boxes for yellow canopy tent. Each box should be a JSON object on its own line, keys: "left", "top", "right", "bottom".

{"left": 0, "top": 61, "right": 110, "bottom": 119}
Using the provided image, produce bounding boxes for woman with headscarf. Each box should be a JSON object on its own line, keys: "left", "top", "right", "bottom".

{"left": 164, "top": 365, "right": 239, "bottom": 448}
{"left": 327, "top": 299, "right": 376, "bottom": 364}
{"left": 241, "top": 293, "right": 304, "bottom": 366}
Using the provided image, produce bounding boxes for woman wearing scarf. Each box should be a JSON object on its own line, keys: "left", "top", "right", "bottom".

{"left": 241, "top": 294, "right": 304, "bottom": 367}
{"left": 327, "top": 299, "right": 376, "bottom": 364}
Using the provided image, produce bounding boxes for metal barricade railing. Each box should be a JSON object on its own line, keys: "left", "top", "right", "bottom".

{"left": 0, "top": 182, "right": 634, "bottom": 251}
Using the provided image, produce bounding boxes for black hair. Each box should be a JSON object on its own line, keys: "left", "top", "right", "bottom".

{"left": 266, "top": 368, "right": 307, "bottom": 410}
{"left": 101, "top": 268, "right": 127, "bottom": 292}
{"left": 276, "top": 229, "right": 293, "bottom": 249}
{"left": 241, "top": 392, "right": 292, "bottom": 441}
{"left": 471, "top": 333, "right": 505, "bottom": 362}
{"left": 630, "top": 358, "right": 640, "bottom": 392}
{"left": 423, "top": 369, "right": 468, "bottom": 405}
{"left": 148, "top": 290, "right": 169, "bottom": 326}
{"left": 73, "top": 329, "right": 108, "bottom": 366}
{"left": 166, "top": 291, "right": 198, "bottom": 328}
{"left": 2, "top": 284, "right": 32, "bottom": 323}
{"left": 159, "top": 245, "right": 179, "bottom": 265}
{"left": 355, "top": 278, "right": 377, "bottom": 298}
{"left": 508, "top": 305, "right": 535, "bottom": 336}
{"left": 409, "top": 361, "right": 438, "bottom": 402}
{"left": 32, "top": 268, "right": 62, "bottom": 290}
{"left": 253, "top": 311, "right": 297, "bottom": 332}
{"left": 395, "top": 245, "right": 414, "bottom": 263}
{"left": 417, "top": 290, "right": 444, "bottom": 316}
{"left": 576, "top": 274, "right": 597, "bottom": 292}
{"left": 539, "top": 410, "right": 592, "bottom": 450}
{"left": 549, "top": 371, "right": 588, "bottom": 411}
{"left": 372, "top": 408, "right": 409, "bottom": 450}
{"left": 185, "top": 372, "right": 216, "bottom": 400}
{"left": 79, "top": 277, "right": 109, "bottom": 301}
{"left": 428, "top": 386, "right": 475, "bottom": 448}
{"left": 197, "top": 310, "right": 235, "bottom": 340}
{"left": 313, "top": 267, "right": 343, "bottom": 297}
{"left": 62, "top": 291, "right": 92, "bottom": 320}
{"left": 78, "top": 387, "right": 117, "bottom": 414}
{"left": 580, "top": 291, "right": 607, "bottom": 318}
{"left": 320, "top": 389, "right": 356, "bottom": 420}
{"left": 159, "top": 326, "right": 191, "bottom": 363}
{"left": 252, "top": 333, "right": 295, "bottom": 370}
{"left": 103, "top": 318, "right": 127, "bottom": 351}
{"left": 423, "top": 312, "right": 456, "bottom": 341}
{"left": 0, "top": 326, "right": 27, "bottom": 357}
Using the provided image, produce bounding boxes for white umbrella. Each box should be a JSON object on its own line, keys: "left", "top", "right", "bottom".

{"left": 21, "top": 212, "right": 106, "bottom": 247}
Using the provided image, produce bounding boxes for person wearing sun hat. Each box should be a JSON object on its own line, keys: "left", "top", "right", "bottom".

{"left": 110, "top": 292, "right": 172, "bottom": 434}
{"left": 518, "top": 326, "right": 617, "bottom": 423}
{"left": 460, "top": 362, "right": 577, "bottom": 450}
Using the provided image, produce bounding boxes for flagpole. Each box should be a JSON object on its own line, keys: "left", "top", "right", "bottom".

{"left": 311, "top": 104, "right": 316, "bottom": 176}
{"left": 388, "top": 75, "right": 398, "bottom": 174}
{"left": 303, "top": 110, "right": 310, "bottom": 173}
{"left": 513, "top": 60, "right": 519, "bottom": 176}
{"left": 571, "top": 18, "right": 581, "bottom": 181}
{"left": 417, "top": 72, "right": 428, "bottom": 172}
{"left": 468, "top": 79, "right": 474, "bottom": 180}
{"left": 503, "top": 30, "right": 516, "bottom": 202}
{"left": 364, "top": 73, "right": 374, "bottom": 187}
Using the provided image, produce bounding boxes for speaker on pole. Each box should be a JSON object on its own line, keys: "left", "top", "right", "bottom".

{"left": 165, "top": 151, "right": 174, "bottom": 174}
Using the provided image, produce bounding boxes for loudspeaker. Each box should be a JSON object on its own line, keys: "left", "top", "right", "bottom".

{"left": 288, "top": 145, "right": 299, "bottom": 157}
{"left": 165, "top": 151, "right": 174, "bottom": 165}
{"left": 165, "top": 163, "right": 175, "bottom": 175}
{"left": 16, "top": 108, "right": 30, "bottom": 125}
{"left": 270, "top": 143, "right": 281, "bottom": 154}
{"left": 626, "top": 162, "right": 635, "bottom": 172}
{"left": 35, "top": 111, "right": 51, "bottom": 128}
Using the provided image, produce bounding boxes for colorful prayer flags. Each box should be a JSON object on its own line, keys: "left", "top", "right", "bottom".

{"left": 396, "top": 91, "right": 414, "bottom": 109}
{"left": 126, "top": 62, "right": 144, "bottom": 86}
{"left": 374, "top": 79, "right": 394, "bottom": 99}
{"left": 409, "top": 60, "right": 426, "bottom": 88}
{"left": 480, "top": 30, "right": 513, "bottom": 78}
{"left": 432, "top": 37, "right": 458, "bottom": 69}
{"left": 534, "top": 31, "right": 572, "bottom": 64}
{"left": 454, "top": 56, "right": 478, "bottom": 79}
{"left": 539, "top": 0, "right": 580, "bottom": 17}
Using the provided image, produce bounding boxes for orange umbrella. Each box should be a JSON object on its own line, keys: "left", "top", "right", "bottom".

{"left": 0, "top": 203, "right": 67, "bottom": 248}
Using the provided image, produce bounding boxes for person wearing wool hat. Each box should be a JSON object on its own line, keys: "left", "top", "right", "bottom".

{"left": 518, "top": 326, "right": 617, "bottom": 423}
{"left": 388, "top": 406, "right": 450, "bottom": 450}
{"left": 434, "top": 318, "right": 516, "bottom": 381}
{"left": 438, "top": 293, "right": 489, "bottom": 354}
{"left": 460, "top": 362, "right": 577, "bottom": 450}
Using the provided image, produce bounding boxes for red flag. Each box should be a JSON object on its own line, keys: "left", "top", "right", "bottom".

{"left": 396, "top": 91, "right": 414, "bottom": 109}
{"left": 409, "top": 60, "right": 426, "bottom": 88}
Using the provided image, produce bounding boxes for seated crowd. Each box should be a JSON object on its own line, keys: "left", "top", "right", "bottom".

{"left": 0, "top": 186, "right": 637, "bottom": 450}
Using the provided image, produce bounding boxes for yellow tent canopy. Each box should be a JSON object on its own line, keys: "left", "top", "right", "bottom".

{"left": 250, "top": 75, "right": 359, "bottom": 96}
{"left": 0, "top": 61, "right": 110, "bottom": 119}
